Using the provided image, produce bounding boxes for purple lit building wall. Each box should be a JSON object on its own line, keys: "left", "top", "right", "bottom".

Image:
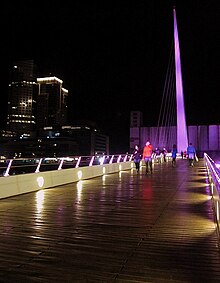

{"left": 130, "top": 121, "right": 220, "bottom": 156}
{"left": 209, "top": 125, "right": 219, "bottom": 150}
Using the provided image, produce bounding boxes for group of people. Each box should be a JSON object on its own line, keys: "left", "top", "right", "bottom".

{"left": 132, "top": 141, "right": 154, "bottom": 174}
{"left": 133, "top": 141, "right": 197, "bottom": 173}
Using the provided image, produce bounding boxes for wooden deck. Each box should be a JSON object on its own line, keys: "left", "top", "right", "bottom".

{"left": 0, "top": 158, "right": 220, "bottom": 282}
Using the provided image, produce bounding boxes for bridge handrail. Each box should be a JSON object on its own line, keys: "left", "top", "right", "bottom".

{"left": 204, "top": 153, "right": 220, "bottom": 193}
{"left": 0, "top": 154, "right": 133, "bottom": 177}
{"left": 204, "top": 152, "right": 220, "bottom": 230}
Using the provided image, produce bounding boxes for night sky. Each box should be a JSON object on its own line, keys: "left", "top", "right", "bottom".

{"left": 0, "top": 1, "right": 219, "bottom": 153}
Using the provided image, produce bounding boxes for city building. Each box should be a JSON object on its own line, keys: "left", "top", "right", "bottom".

{"left": 130, "top": 111, "right": 143, "bottom": 149}
{"left": 36, "top": 76, "right": 68, "bottom": 129}
{"left": 6, "top": 59, "right": 38, "bottom": 137}
{"left": 1, "top": 60, "right": 109, "bottom": 158}
{"left": 3, "top": 121, "right": 109, "bottom": 158}
{"left": 39, "top": 121, "right": 109, "bottom": 156}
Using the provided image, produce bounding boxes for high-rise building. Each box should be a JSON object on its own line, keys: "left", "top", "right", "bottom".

{"left": 130, "top": 111, "right": 143, "bottom": 127}
{"left": 130, "top": 111, "right": 143, "bottom": 150}
{"left": 6, "top": 60, "right": 38, "bottom": 137}
{"left": 36, "top": 76, "right": 68, "bottom": 129}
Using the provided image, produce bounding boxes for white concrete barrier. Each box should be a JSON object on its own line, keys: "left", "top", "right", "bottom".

{"left": 0, "top": 161, "right": 133, "bottom": 199}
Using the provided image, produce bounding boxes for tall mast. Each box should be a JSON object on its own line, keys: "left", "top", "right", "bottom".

{"left": 173, "top": 7, "right": 188, "bottom": 153}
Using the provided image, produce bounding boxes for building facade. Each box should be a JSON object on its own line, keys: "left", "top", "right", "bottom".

{"left": 3, "top": 122, "right": 109, "bottom": 158}
{"left": 6, "top": 60, "right": 38, "bottom": 137}
{"left": 6, "top": 61, "right": 69, "bottom": 137}
{"left": 36, "top": 76, "right": 68, "bottom": 129}
{"left": 39, "top": 121, "right": 109, "bottom": 156}
{"left": 130, "top": 111, "right": 220, "bottom": 157}
{"left": 2, "top": 60, "right": 109, "bottom": 158}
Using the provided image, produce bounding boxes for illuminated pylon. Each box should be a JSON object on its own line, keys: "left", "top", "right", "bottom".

{"left": 173, "top": 7, "right": 188, "bottom": 153}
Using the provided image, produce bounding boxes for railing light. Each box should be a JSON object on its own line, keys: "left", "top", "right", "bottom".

{"left": 0, "top": 153, "right": 133, "bottom": 177}
{"left": 4, "top": 159, "right": 13, "bottom": 176}
{"left": 58, "top": 158, "right": 64, "bottom": 170}
{"left": 89, "top": 156, "right": 95, "bottom": 166}
{"left": 35, "top": 158, "right": 43, "bottom": 173}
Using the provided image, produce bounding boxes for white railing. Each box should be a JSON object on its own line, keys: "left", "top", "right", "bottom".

{"left": 204, "top": 152, "right": 220, "bottom": 233}
{"left": 0, "top": 154, "right": 134, "bottom": 200}
{"left": 0, "top": 154, "right": 133, "bottom": 177}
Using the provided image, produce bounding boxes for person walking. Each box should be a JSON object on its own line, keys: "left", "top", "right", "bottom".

{"left": 187, "top": 142, "right": 196, "bottom": 167}
{"left": 162, "top": 147, "right": 167, "bottom": 162}
{"left": 142, "top": 141, "right": 153, "bottom": 174}
{"left": 181, "top": 151, "right": 184, "bottom": 159}
{"left": 171, "top": 144, "right": 177, "bottom": 167}
{"left": 133, "top": 145, "right": 142, "bottom": 173}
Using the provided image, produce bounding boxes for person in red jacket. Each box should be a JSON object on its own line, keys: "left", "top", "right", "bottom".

{"left": 142, "top": 141, "right": 153, "bottom": 174}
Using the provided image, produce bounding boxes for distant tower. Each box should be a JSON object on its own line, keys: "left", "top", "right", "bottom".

{"left": 130, "top": 111, "right": 143, "bottom": 128}
{"left": 7, "top": 59, "right": 38, "bottom": 137}
{"left": 173, "top": 8, "right": 188, "bottom": 152}
{"left": 130, "top": 111, "right": 143, "bottom": 151}
{"left": 36, "top": 76, "right": 68, "bottom": 129}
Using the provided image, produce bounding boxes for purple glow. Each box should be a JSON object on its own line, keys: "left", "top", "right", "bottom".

{"left": 173, "top": 8, "right": 188, "bottom": 153}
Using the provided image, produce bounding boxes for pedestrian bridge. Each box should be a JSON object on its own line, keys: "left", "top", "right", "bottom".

{"left": 0, "top": 154, "right": 220, "bottom": 282}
